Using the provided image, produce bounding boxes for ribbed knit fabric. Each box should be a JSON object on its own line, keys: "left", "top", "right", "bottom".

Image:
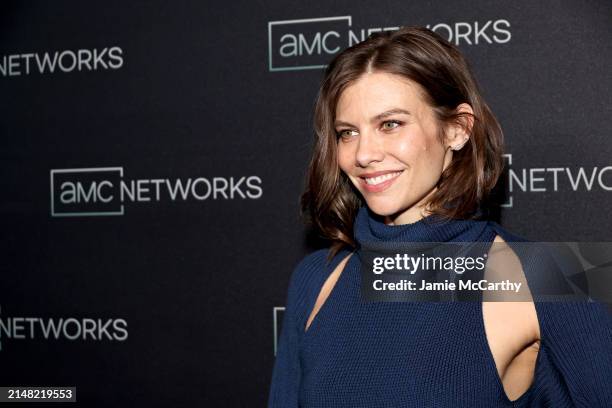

{"left": 268, "top": 206, "right": 612, "bottom": 407}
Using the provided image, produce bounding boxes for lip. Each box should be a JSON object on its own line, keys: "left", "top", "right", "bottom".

{"left": 358, "top": 170, "right": 404, "bottom": 193}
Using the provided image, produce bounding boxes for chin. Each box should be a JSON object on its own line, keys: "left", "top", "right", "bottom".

{"left": 363, "top": 198, "right": 406, "bottom": 218}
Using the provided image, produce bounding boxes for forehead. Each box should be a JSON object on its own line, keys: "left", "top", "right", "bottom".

{"left": 335, "top": 72, "right": 427, "bottom": 117}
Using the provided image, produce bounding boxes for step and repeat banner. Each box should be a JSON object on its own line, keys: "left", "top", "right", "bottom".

{"left": 1, "top": 1, "right": 611, "bottom": 406}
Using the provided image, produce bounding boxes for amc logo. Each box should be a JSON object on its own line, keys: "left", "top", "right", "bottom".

{"left": 50, "top": 167, "right": 124, "bottom": 217}
{"left": 268, "top": 16, "right": 351, "bottom": 72}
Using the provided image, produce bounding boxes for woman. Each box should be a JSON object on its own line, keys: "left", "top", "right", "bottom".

{"left": 268, "top": 26, "right": 612, "bottom": 407}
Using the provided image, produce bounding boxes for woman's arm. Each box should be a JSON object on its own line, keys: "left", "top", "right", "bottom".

{"left": 267, "top": 297, "right": 301, "bottom": 408}
{"left": 267, "top": 249, "right": 333, "bottom": 408}
{"left": 492, "top": 227, "right": 612, "bottom": 406}
{"left": 536, "top": 300, "right": 612, "bottom": 407}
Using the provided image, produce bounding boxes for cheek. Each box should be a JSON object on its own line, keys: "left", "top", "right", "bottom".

{"left": 392, "top": 133, "right": 426, "bottom": 162}
{"left": 411, "top": 128, "right": 446, "bottom": 165}
{"left": 394, "top": 130, "right": 445, "bottom": 175}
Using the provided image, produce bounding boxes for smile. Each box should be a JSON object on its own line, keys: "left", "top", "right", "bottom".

{"left": 364, "top": 171, "right": 403, "bottom": 185}
{"left": 359, "top": 170, "right": 403, "bottom": 192}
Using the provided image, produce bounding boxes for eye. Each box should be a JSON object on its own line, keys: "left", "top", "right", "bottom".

{"left": 381, "top": 120, "right": 402, "bottom": 131}
{"left": 335, "top": 129, "right": 358, "bottom": 140}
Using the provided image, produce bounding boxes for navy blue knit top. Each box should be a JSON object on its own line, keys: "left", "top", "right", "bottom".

{"left": 268, "top": 206, "right": 612, "bottom": 407}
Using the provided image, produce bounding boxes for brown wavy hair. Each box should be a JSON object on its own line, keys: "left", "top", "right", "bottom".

{"left": 300, "top": 26, "right": 505, "bottom": 261}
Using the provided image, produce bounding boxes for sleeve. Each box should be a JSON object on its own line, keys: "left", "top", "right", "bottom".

{"left": 267, "top": 250, "right": 328, "bottom": 408}
{"left": 267, "top": 286, "right": 302, "bottom": 407}
{"left": 535, "top": 300, "right": 612, "bottom": 407}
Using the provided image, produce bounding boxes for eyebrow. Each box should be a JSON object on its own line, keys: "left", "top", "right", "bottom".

{"left": 334, "top": 108, "right": 411, "bottom": 128}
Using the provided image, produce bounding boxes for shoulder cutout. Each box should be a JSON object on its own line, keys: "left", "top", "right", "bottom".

{"left": 482, "top": 234, "right": 541, "bottom": 401}
{"left": 304, "top": 252, "right": 353, "bottom": 333}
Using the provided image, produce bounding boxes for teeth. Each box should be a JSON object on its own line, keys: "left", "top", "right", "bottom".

{"left": 364, "top": 171, "right": 402, "bottom": 185}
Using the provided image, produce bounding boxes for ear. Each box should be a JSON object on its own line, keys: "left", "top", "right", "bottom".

{"left": 445, "top": 103, "right": 474, "bottom": 151}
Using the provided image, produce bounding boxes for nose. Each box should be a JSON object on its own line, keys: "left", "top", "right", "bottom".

{"left": 355, "top": 131, "right": 384, "bottom": 168}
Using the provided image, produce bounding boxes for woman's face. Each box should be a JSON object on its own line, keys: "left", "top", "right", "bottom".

{"left": 335, "top": 71, "right": 460, "bottom": 225}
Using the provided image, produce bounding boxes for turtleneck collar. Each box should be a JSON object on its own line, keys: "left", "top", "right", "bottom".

{"left": 353, "top": 205, "right": 494, "bottom": 246}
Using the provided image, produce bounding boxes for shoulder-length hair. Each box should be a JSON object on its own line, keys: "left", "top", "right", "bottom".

{"left": 301, "top": 26, "right": 505, "bottom": 260}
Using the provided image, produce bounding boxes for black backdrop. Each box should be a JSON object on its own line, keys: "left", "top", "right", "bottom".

{"left": 2, "top": 1, "right": 611, "bottom": 406}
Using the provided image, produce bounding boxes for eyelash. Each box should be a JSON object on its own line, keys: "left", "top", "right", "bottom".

{"left": 335, "top": 120, "right": 403, "bottom": 140}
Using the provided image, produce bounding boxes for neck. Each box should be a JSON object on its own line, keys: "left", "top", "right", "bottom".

{"left": 382, "top": 188, "right": 436, "bottom": 226}
{"left": 383, "top": 205, "right": 431, "bottom": 226}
